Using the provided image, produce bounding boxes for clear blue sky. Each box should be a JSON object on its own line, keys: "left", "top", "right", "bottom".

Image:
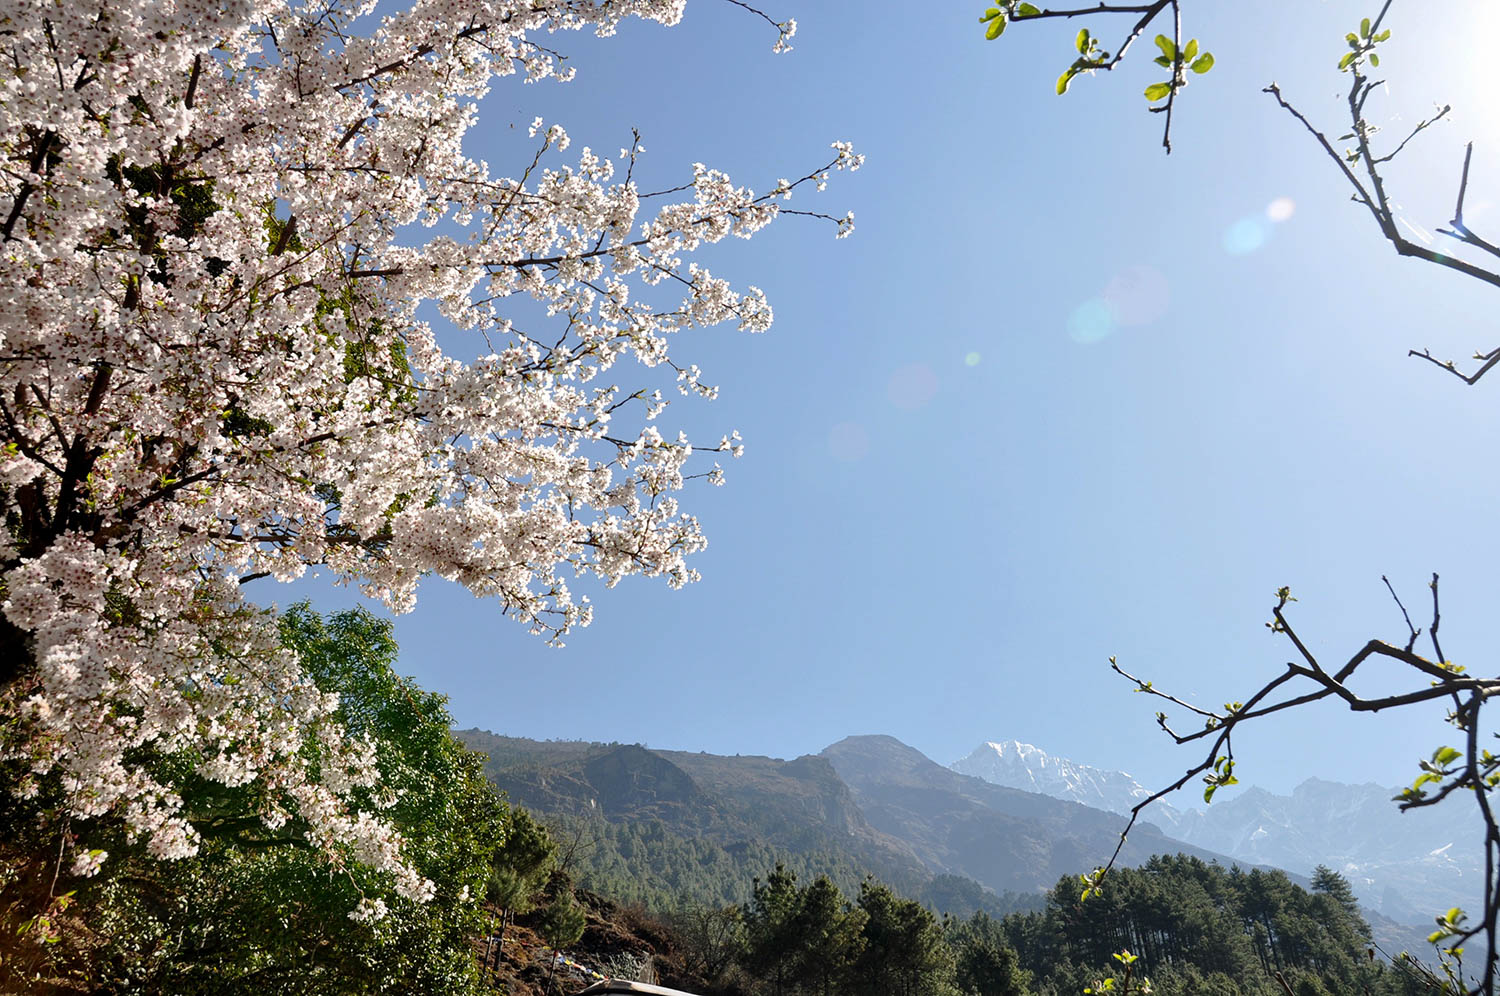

{"left": 290, "top": 1, "right": 1500, "bottom": 801}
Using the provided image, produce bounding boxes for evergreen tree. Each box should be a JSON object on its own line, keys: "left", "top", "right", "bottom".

{"left": 794, "top": 877, "right": 868, "bottom": 996}
{"left": 949, "top": 913, "right": 1032, "bottom": 996}
{"left": 538, "top": 888, "right": 588, "bottom": 951}
{"left": 854, "top": 879, "right": 958, "bottom": 996}
{"left": 1310, "top": 865, "right": 1371, "bottom": 944}
{"left": 744, "top": 865, "right": 807, "bottom": 996}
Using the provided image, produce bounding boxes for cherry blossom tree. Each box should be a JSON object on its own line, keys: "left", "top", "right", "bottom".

{"left": 0, "top": 0, "right": 859, "bottom": 908}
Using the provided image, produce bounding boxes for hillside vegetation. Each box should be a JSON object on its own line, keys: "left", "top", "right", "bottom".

{"left": 498, "top": 856, "right": 1437, "bottom": 996}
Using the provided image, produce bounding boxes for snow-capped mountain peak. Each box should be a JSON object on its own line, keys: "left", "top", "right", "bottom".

{"left": 952, "top": 739, "right": 1487, "bottom": 925}
{"left": 950, "top": 740, "right": 1155, "bottom": 817}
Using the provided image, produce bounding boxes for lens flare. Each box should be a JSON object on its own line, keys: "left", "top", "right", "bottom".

{"left": 1068, "top": 299, "right": 1114, "bottom": 344}
{"left": 964, "top": 351, "right": 981, "bottom": 367}
{"left": 1224, "top": 216, "right": 1270, "bottom": 254}
{"left": 1267, "top": 197, "right": 1296, "bottom": 222}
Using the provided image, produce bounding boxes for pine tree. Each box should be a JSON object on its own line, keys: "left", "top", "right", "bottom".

{"left": 745, "top": 865, "right": 806, "bottom": 996}
{"left": 795, "top": 877, "right": 868, "bottom": 996}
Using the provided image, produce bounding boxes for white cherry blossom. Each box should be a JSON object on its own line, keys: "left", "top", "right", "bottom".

{"left": 0, "top": 0, "right": 859, "bottom": 900}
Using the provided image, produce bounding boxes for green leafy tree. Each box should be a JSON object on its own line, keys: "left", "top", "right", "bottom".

{"left": 4, "top": 606, "right": 511, "bottom": 994}
{"left": 1295, "top": 976, "right": 1335, "bottom": 996}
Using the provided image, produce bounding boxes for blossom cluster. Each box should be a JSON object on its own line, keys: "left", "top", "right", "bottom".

{"left": 0, "top": 0, "right": 858, "bottom": 907}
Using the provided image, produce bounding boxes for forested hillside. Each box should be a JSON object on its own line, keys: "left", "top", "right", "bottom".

{"left": 542, "top": 857, "right": 1440, "bottom": 996}
{"left": 457, "top": 729, "right": 1273, "bottom": 915}
{"left": 457, "top": 729, "right": 1037, "bottom": 917}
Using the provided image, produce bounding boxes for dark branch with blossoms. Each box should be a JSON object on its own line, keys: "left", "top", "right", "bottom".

{"left": 0, "top": 0, "right": 858, "bottom": 913}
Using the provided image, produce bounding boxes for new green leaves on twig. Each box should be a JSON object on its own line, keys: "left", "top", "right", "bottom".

{"left": 1057, "top": 27, "right": 1110, "bottom": 95}
{"left": 1144, "top": 34, "right": 1214, "bottom": 105}
{"left": 975, "top": 1, "right": 1211, "bottom": 152}
{"left": 1202, "top": 753, "right": 1238, "bottom": 803}
{"left": 1084, "top": 949, "right": 1152, "bottom": 995}
{"left": 1340, "top": 15, "right": 1391, "bottom": 72}
{"left": 978, "top": 2, "right": 1040, "bottom": 41}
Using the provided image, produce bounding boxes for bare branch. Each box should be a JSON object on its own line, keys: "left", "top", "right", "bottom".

{"left": 1382, "top": 574, "right": 1420, "bottom": 653}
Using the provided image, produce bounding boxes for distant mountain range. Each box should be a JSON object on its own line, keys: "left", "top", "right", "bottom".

{"left": 818, "top": 734, "right": 1241, "bottom": 894}
{"left": 454, "top": 728, "right": 1440, "bottom": 958}
{"left": 458, "top": 730, "right": 1255, "bottom": 906}
{"left": 948, "top": 739, "right": 1481, "bottom": 926}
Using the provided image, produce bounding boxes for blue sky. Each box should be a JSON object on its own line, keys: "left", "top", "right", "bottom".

{"left": 291, "top": 1, "right": 1500, "bottom": 801}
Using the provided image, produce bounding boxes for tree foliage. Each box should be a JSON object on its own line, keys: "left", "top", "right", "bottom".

{"left": 737, "top": 866, "right": 958, "bottom": 996}
{"left": 975, "top": 1, "right": 1216, "bottom": 152}
{"left": 999, "top": 857, "right": 1428, "bottom": 996}
{"left": 950, "top": 913, "right": 1033, "bottom": 996}
{"left": 711, "top": 861, "right": 1427, "bottom": 996}
{"left": 2, "top": 605, "right": 534, "bottom": 993}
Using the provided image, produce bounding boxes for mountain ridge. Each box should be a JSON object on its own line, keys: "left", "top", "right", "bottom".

{"left": 949, "top": 736, "right": 1481, "bottom": 925}
{"left": 951, "top": 739, "right": 1159, "bottom": 817}
{"left": 458, "top": 729, "right": 1272, "bottom": 910}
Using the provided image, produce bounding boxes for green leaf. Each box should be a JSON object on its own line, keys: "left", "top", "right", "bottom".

{"left": 986, "top": 15, "right": 1005, "bottom": 39}
{"left": 980, "top": 7, "right": 1000, "bottom": 22}
{"left": 1204, "top": 783, "right": 1218, "bottom": 803}
{"left": 1376, "top": 29, "right": 1391, "bottom": 41}
{"left": 1018, "top": 2, "right": 1040, "bottom": 13}
{"left": 1338, "top": 52, "right": 1356, "bottom": 70}
{"left": 1360, "top": 17, "right": 1371, "bottom": 38}
{"left": 1144, "top": 82, "right": 1172, "bottom": 102}
{"left": 1154, "top": 34, "right": 1175, "bottom": 59}
{"left": 1435, "top": 746, "right": 1462, "bottom": 765}
{"left": 1154, "top": 55, "right": 1170, "bottom": 67}
{"left": 1189, "top": 53, "right": 1214, "bottom": 74}
{"left": 1183, "top": 38, "right": 1199, "bottom": 61}
{"left": 1056, "top": 68, "right": 1076, "bottom": 94}
{"left": 1076, "top": 28, "right": 1090, "bottom": 54}
{"left": 1369, "top": 53, "right": 1379, "bottom": 67}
